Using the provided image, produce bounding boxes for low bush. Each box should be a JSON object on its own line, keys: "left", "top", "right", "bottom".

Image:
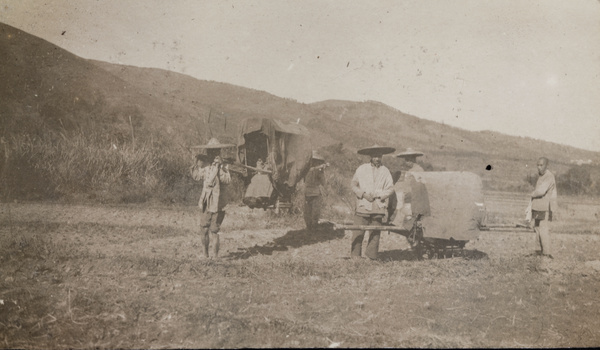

{"left": 557, "top": 164, "right": 599, "bottom": 196}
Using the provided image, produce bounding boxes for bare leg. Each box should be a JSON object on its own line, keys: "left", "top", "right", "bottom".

{"left": 210, "top": 232, "right": 220, "bottom": 258}
{"left": 537, "top": 219, "right": 552, "bottom": 257}
{"left": 199, "top": 211, "right": 212, "bottom": 258}
{"left": 201, "top": 228, "right": 210, "bottom": 257}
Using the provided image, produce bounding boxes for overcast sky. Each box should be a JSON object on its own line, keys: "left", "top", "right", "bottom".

{"left": 2, "top": 0, "right": 599, "bottom": 152}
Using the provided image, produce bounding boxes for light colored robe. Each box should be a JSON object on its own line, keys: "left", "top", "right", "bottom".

{"left": 351, "top": 163, "right": 394, "bottom": 215}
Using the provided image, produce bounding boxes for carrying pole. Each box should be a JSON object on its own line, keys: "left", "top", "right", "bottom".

{"left": 479, "top": 223, "right": 533, "bottom": 232}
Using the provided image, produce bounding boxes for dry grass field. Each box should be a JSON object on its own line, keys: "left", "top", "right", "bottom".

{"left": 1, "top": 192, "right": 600, "bottom": 348}
{"left": 4, "top": 21, "right": 600, "bottom": 349}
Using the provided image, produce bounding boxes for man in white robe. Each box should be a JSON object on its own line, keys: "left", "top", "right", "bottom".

{"left": 350, "top": 144, "right": 395, "bottom": 259}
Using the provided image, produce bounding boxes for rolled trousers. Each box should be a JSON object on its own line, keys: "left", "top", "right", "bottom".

{"left": 200, "top": 211, "right": 226, "bottom": 234}
{"left": 351, "top": 214, "right": 383, "bottom": 259}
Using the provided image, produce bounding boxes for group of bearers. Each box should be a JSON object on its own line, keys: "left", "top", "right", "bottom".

{"left": 190, "top": 138, "right": 557, "bottom": 261}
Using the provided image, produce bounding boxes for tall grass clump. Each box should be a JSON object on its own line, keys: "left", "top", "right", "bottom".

{"left": 1, "top": 130, "right": 204, "bottom": 204}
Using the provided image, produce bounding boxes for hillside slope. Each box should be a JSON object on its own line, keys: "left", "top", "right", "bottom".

{"left": 1, "top": 22, "right": 231, "bottom": 147}
{"left": 90, "top": 59, "right": 334, "bottom": 146}
{"left": 1, "top": 23, "right": 148, "bottom": 140}
{"left": 91, "top": 62, "right": 600, "bottom": 188}
{"left": 2, "top": 22, "right": 599, "bottom": 192}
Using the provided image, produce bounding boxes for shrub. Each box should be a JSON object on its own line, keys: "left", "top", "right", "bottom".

{"left": 556, "top": 165, "right": 599, "bottom": 196}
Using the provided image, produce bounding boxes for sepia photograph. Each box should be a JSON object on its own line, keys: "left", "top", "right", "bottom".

{"left": 1, "top": 0, "right": 600, "bottom": 348}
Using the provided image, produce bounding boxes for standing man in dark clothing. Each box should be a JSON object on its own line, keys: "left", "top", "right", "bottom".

{"left": 304, "top": 151, "right": 327, "bottom": 230}
{"left": 395, "top": 148, "right": 425, "bottom": 173}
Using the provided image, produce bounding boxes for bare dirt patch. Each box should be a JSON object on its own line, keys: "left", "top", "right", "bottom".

{"left": 1, "top": 194, "right": 600, "bottom": 348}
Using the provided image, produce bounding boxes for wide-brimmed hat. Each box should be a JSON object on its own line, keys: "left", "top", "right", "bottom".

{"left": 395, "top": 148, "right": 424, "bottom": 158}
{"left": 191, "top": 137, "right": 235, "bottom": 149}
{"left": 357, "top": 144, "right": 396, "bottom": 156}
{"left": 311, "top": 150, "right": 326, "bottom": 163}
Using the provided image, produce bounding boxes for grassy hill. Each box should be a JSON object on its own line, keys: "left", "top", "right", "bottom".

{"left": 1, "top": 22, "right": 599, "bottom": 203}
{"left": 90, "top": 61, "right": 600, "bottom": 190}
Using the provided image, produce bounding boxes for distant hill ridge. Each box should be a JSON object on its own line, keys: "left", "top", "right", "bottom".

{"left": 2, "top": 22, "right": 599, "bottom": 189}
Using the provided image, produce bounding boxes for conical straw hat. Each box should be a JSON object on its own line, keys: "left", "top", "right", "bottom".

{"left": 357, "top": 144, "right": 395, "bottom": 156}
{"left": 311, "top": 150, "right": 326, "bottom": 163}
{"left": 395, "top": 148, "right": 424, "bottom": 158}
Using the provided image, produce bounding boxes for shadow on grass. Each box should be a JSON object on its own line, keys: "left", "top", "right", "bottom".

{"left": 378, "top": 249, "right": 418, "bottom": 262}
{"left": 226, "top": 223, "right": 344, "bottom": 260}
{"left": 378, "top": 248, "right": 488, "bottom": 262}
{"left": 461, "top": 249, "right": 489, "bottom": 260}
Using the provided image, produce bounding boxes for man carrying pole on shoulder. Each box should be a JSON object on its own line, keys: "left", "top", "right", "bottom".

{"left": 190, "top": 138, "right": 235, "bottom": 259}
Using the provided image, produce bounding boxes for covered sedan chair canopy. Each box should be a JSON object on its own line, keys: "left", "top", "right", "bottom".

{"left": 237, "top": 117, "right": 313, "bottom": 206}
{"left": 406, "top": 171, "right": 485, "bottom": 242}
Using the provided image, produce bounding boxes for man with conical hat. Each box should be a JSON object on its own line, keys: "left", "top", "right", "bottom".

{"left": 304, "top": 150, "right": 328, "bottom": 230}
{"left": 391, "top": 148, "right": 428, "bottom": 228}
{"left": 395, "top": 148, "right": 424, "bottom": 173}
{"left": 350, "top": 144, "right": 395, "bottom": 259}
{"left": 190, "top": 137, "right": 235, "bottom": 259}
